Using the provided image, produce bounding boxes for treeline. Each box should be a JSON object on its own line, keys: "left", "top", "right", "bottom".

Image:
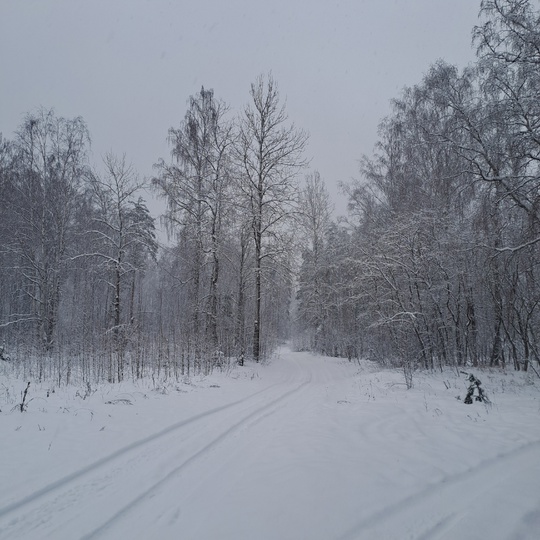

{"left": 296, "top": 0, "right": 540, "bottom": 376}
{"left": 2, "top": 0, "right": 539, "bottom": 385}
{"left": 0, "top": 75, "right": 306, "bottom": 383}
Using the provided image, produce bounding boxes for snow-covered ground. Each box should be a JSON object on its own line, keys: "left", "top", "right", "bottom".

{"left": 1, "top": 348, "right": 539, "bottom": 540}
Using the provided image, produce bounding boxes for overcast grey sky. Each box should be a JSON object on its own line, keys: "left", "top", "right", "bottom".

{"left": 1, "top": 0, "right": 481, "bottom": 215}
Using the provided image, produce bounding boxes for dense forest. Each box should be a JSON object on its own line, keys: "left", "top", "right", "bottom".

{"left": 1, "top": 0, "right": 539, "bottom": 384}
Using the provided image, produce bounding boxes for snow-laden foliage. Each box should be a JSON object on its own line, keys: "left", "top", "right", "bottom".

{"left": 2, "top": 2, "right": 540, "bottom": 383}
{"left": 296, "top": 0, "right": 540, "bottom": 376}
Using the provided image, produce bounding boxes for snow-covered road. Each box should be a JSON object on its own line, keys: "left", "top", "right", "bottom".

{"left": 1, "top": 349, "right": 539, "bottom": 539}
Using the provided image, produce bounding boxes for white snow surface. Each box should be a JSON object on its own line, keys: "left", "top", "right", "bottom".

{"left": 1, "top": 348, "right": 539, "bottom": 540}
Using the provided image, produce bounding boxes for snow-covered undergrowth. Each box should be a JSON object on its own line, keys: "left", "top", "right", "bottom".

{"left": 1, "top": 350, "right": 539, "bottom": 540}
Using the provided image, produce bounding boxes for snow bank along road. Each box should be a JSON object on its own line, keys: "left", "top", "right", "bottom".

{"left": 1, "top": 348, "right": 539, "bottom": 539}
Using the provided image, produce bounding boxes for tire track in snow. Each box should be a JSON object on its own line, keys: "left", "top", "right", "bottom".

{"left": 81, "top": 377, "right": 311, "bottom": 539}
{"left": 335, "top": 438, "right": 540, "bottom": 540}
{"left": 0, "top": 375, "right": 311, "bottom": 540}
{"left": 0, "top": 381, "right": 282, "bottom": 521}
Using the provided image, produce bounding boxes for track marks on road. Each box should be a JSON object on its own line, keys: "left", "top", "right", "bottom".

{"left": 336, "top": 439, "right": 540, "bottom": 540}
{"left": 82, "top": 379, "right": 310, "bottom": 539}
{"left": 0, "top": 383, "right": 282, "bottom": 521}
{"left": 0, "top": 378, "right": 309, "bottom": 540}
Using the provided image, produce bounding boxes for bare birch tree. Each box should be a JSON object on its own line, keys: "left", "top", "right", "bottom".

{"left": 237, "top": 74, "right": 308, "bottom": 362}
{"left": 153, "top": 88, "right": 234, "bottom": 370}
{"left": 296, "top": 172, "right": 333, "bottom": 351}
{"left": 87, "top": 153, "right": 157, "bottom": 381}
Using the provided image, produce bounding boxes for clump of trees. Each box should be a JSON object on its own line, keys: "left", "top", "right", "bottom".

{"left": 0, "top": 75, "right": 307, "bottom": 383}
{"left": 0, "top": 109, "right": 158, "bottom": 383}
{"left": 295, "top": 0, "right": 540, "bottom": 377}
{"left": 2, "top": 1, "right": 539, "bottom": 386}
